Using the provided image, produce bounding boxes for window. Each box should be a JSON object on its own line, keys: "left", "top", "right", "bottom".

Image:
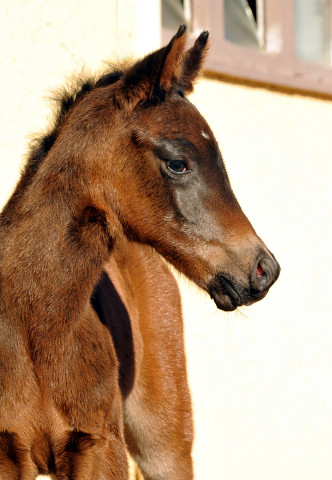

{"left": 224, "top": 0, "right": 263, "bottom": 50}
{"left": 295, "top": 0, "right": 331, "bottom": 66}
{"left": 163, "top": 0, "right": 332, "bottom": 96}
{"left": 162, "top": 0, "right": 192, "bottom": 32}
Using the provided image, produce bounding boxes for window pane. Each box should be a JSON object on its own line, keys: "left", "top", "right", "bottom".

{"left": 162, "top": 0, "right": 191, "bottom": 31}
{"left": 295, "top": 0, "right": 331, "bottom": 66}
{"left": 224, "top": 0, "right": 262, "bottom": 49}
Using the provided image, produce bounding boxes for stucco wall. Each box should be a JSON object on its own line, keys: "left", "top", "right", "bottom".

{"left": 1, "top": 2, "right": 332, "bottom": 480}
{"left": 185, "top": 76, "right": 332, "bottom": 480}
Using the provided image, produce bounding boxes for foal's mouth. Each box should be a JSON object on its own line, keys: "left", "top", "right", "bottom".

{"left": 207, "top": 273, "right": 267, "bottom": 312}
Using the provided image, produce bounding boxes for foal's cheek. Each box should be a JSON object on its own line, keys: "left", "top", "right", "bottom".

{"left": 168, "top": 172, "right": 209, "bottom": 227}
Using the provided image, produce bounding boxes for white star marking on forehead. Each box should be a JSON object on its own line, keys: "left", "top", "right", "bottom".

{"left": 201, "top": 130, "right": 210, "bottom": 140}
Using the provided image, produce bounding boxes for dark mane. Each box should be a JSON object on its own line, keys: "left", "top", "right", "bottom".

{"left": 28, "top": 67, "right": 124, "bottom": 174}
{"left": 0, "top": 67, "right": 123, "bottom": 222}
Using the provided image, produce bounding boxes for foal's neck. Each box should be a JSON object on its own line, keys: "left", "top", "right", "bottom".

{"left": 0, "top": 149, "right": 114, "bottom": 334}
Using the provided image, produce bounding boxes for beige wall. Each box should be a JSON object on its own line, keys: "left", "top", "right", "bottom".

{"left": 1, "top": 2, "right": 332, "bottom": 480}
{"left": 185, "top": 77, "right": 332, "bottom": 480}
{"left": 0, "top": 0, "right": 114, "bottom": 208}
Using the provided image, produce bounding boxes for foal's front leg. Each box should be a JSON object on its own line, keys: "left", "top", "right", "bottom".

{"left": 54, "top": 428, "right": 129, "bottom": 480}
{"left": 117, "top": 248, "right": 194, "bottom": 480}
{"left": 123, "top": 315, "right": 194, "bottom": 480}
{"left": 124, "top": 383, "right": 194, "bottom": 480}
{"left": 50, "top": 315, "right": 129, "bottom": 479}
{"left": 0, "top": 432, "right": 39, "bottom": 480}
{"left": 53, "top": 394, "right": 129, "bottom": 480}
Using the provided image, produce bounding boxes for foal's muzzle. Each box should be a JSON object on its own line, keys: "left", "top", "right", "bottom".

{"left": 208, "top": 251, "right": 280, "bottom": 312}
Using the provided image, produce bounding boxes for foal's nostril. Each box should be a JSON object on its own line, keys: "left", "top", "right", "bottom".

{"left": 251, "top": 254, "right": 280, "bottom": 292}
{"left": 256, "top": 262, "right": 264, "bottom": 278}
{"left": 254, "top": 260, "right": 269, "bottom": 290}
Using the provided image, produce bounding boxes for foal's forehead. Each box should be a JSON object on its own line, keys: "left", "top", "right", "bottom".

{"left": 138, "top": 95, "right": 214, "bottom": 139}
{"left": 131, "top": 95, "right": 221, "bottom": 167}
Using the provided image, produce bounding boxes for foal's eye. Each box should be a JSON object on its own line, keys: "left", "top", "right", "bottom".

{"left": 166, "top": 160, "right": 190, "bottom": 175}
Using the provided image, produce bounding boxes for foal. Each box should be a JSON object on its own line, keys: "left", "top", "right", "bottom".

{"left": 0, "top": 26, "right": 279, "bottom": 479}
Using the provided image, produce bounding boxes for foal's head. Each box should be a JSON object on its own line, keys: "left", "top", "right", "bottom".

{"left": 57, "top": 26, "right": 280, "bottom": 311}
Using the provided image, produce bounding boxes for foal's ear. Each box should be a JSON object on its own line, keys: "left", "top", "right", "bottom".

{"left": 121, "top": 25, "right": 187, "bottom": 107}
{"left": 180, "top": 30, "right": 209, "bottom": 94}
